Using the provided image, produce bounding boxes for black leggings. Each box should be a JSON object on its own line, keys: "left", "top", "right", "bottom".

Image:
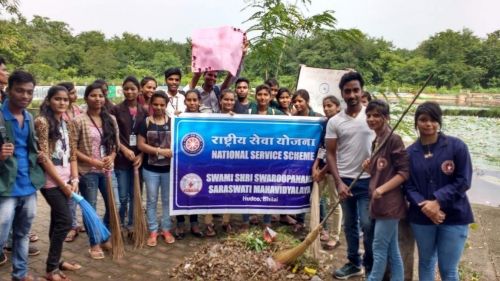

{"left": 41, "top": 187, "right": 72, "bottom": 273}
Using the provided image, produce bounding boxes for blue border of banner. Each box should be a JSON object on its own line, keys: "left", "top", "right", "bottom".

{"left": 169, "top": 113, "right": 325, "bottom": 215}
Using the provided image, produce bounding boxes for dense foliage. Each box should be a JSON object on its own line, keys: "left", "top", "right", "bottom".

{"left": 0, "top": 13, "right": 498, "bottom": 92}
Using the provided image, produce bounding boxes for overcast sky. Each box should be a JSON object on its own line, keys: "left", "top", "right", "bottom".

{"left": 12, "top": 0, "right": 500, "bottom": 49}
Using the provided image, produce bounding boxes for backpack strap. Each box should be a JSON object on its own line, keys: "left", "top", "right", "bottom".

{"left": 0, "top": 110, "right": 8, "bottom": 143}
{"left": 27, "top": 112, "right": 38, "bottom": 141}
{"left": 27, "top": 112, "right": 39, "bottom": 152}
{"left": 213, "top": 85, "right": 221, "bottom": 101}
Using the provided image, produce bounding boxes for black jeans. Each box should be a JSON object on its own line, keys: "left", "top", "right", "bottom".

{"left": 41, "top": 187, "right": 72, "bottom": 273}
{"left": 176, "top": 215, "right": 199, "bottom": 226}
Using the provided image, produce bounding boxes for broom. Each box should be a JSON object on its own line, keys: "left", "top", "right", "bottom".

{"left": 105, "top": 172, "right": 125, "bottom": 259}
{"left": 132, "top": 167, "right": 147, "bottom": 248}
{"left": 308, "top": 181, "right": 321, "bottom": 259}
{"left": 72, "top": 192, "right": 110, "bottom": 244}
{"left": 269, "top": 74, "right": 434, "bottom": 268}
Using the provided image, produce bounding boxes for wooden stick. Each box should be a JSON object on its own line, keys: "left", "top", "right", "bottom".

{"left": 308, "top": 181, "right": 321, "bottom": 259}
{"left": 106, "top": 173, "right": 125, "bottom": 259}
{"left": 132, "top": 167, "right": 147, "bottom": 249}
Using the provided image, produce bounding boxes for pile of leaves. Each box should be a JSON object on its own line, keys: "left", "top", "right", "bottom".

{"left": 169, "top": 228, "right": 326, "bottom": 281}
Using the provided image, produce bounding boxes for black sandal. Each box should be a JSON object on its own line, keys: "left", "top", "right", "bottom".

{"left": 174, "top": 228, "right": 185, "bottom": 240}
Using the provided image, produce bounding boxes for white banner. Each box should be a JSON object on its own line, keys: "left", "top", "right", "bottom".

{"left": 296, "top": 65, "right": 348, "bottom": 114}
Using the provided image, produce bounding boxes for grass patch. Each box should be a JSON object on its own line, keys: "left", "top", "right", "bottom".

{"left": 459, "top": 263, "right": 482, "bottom": 281}
{"left": 443, "top": 108, "right": 500, "bottom": 118}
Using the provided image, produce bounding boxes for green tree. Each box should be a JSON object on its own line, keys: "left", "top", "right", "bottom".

{"left": 475, "top": 30, "right": 500, "bottom": 87}
{"left": 24, "top": 63, "right": 57, "bottom": 81}
{"left": 81, "top": 46, "right": 119, "bottom": 79}
{"left": 243, "top": 0, "right": 336, "bottom": 79}
{"left": 417, "top": 29, "right": 485, "bottom": 88}
{"left": 0, "top": 19, "right": 31, "bottom": 64}
{"left": 0, "top": 0, "right": 20, "bottom": 16}
{"left": 151, "top": 51, "right": 182, "bottom": 77}
{"left": 76, "top": 31, "right": 107, "bottom": 50}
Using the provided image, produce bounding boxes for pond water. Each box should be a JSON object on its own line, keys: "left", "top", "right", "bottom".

{"left": 395, "top": 115, "right": 500, "bottom": 206}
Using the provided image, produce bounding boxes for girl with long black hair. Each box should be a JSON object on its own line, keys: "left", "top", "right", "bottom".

{"left": 35, "top": 85, "right": 82, "bottom": 280}
{"left": 74, "top": 82, "right": 119, "bottom": 259}
{"left": 110, "top": 76, "right": 146, "bottom": 230}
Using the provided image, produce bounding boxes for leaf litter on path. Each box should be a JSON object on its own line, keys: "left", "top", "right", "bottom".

{"left": 169, "top": 228, "right": 331, "bottom": 281}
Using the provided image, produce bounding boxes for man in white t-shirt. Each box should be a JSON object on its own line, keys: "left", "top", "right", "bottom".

{"left": 164, "top": 67, "right": 186, "bottom": 117}
{"left": 326, "top": 71, "right": 374, "bottom": 279}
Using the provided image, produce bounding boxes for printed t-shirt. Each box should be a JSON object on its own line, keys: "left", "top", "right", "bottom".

{"left": 138, "top": 118, "right": 171, "bottom": 173}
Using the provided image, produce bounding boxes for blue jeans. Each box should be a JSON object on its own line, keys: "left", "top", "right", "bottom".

{"left": 79, "top": 172, "right": 112, "bottom": 232}
{"left": 0, "top": 193, "right": 37, "bottom": 279}
{"left": 368, "top": 219, "right": 403, "bottom": 281}
{"left": 114, "top": 169, "right": 135, "bottom": 227}
{"left": 67, "top": 198, "right": 79, "bottom": 229}
{"left": 340, "top": 177, "right": 373, "bottom": 270}
{"left": 411, "top": 223, "right": 468, "bottom": 281}
{"left": 143, "top": 168, "right": 172, "bottom": 232}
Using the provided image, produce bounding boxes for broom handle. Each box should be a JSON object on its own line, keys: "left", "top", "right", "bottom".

{"left": 319, "top": 73, "right": 433, "bottom": 227}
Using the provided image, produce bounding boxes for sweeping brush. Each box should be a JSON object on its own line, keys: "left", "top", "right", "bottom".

{"left": 308, "top": 181, "right": 321, "bottom": 259}
{"left": 132, "top": 167, "right": 147, "bottom": 249}
{"left": 72, "top": 192, "right": 110, "bottom": 244}
{"left": 106, "top": 172, "right": 125, "bottom": 259}
{"left": 269, "top": 74, "right": 434, "bottom": 269}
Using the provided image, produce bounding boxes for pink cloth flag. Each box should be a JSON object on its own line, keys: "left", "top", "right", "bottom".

{"left": 191, "top": 26, "right": 244, "bottom": 75}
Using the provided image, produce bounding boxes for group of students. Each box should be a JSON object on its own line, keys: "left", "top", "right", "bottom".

{"left": 323, "top": 72, "right": 473, "bottom": 281}
{"left": 0, "top": 57, "right": 474, "bottom": 281}
{"left": 0, "top": 63, "right": 340, "bottom": 281}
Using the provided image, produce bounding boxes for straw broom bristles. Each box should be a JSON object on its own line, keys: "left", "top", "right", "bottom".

{"left": 270, "top": 183, "right": 322, "bottom": 268}
{"left": 308, "top": 181, "right": 321, "bottom": 259}
{"left": 132, "top": 167, "right": 147, "bottom": 249}
{"left": 106, "top": 173, "right": 125, "bottom": 260}
{"left": 273, "top": 225, "right": 322, "bottom": 266}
